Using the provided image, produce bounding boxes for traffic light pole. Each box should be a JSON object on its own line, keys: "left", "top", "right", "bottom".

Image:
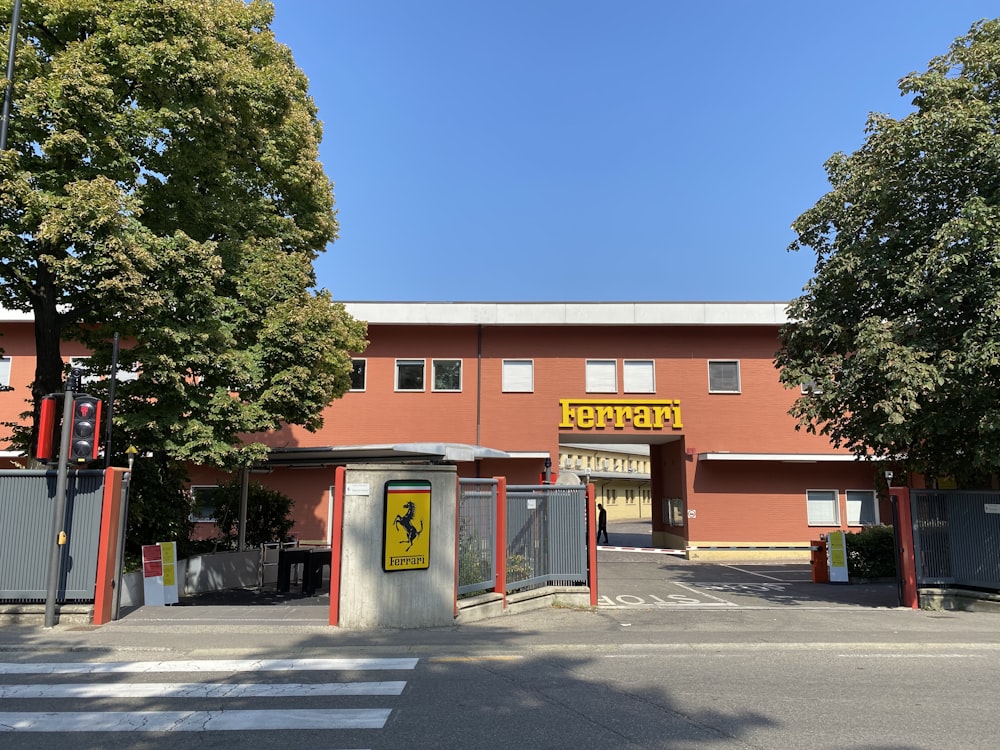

{"left": 44, "top": 372, "right": 77, "bottom": 628}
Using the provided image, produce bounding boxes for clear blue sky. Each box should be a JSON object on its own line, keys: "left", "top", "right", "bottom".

{"left": 270, "top": 1, "right": 999, "bottom": 303}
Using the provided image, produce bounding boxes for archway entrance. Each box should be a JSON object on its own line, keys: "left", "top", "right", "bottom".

{"left": 557, "top": 434, "right": 687, "bottom": 551}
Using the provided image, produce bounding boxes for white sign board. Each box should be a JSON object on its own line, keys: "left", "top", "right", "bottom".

{"left": 141, "top": 541, "right": 179, "bottom": 606}
{"left": 826, "top": 531, "right": 850, "bottom": 584}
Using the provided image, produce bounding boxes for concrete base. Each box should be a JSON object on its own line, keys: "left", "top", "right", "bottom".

{"left": 455, "top": 586, "right": 592, "bottom": 624}
{"left": 0, "top": 603, "right": 93, "bottom": 625}
{"left": 919, "top": 587, "right": 1000, "bottom": 613}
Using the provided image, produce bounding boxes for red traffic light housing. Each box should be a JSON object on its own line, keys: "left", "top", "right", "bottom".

{"left": 70, "top": 394, "right": 102, "bottom": 463}
{"left": 36, "top": 395, "right": 59, "bottom": 461}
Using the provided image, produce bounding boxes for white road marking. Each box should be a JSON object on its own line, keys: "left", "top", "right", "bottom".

{"left": 598, "top": 546, "right": 685, "bottom": 555}
{"left": 0, "top": 657, "right": 414, "bottom": 735}
{"left": 0, "top": 709, "right": 392, "bottom": 732}
{"left": 0, "top": 658, "right": 417, "bottom": 675}
{"left": 0, "top": 681, "right": 407, "bottom": 699}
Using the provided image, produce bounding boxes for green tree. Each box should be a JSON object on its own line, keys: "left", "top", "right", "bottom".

{"left": 777, "top": 20, "right": 1000, "bottom": 486}
{"left": 0, "top": 0, "right": 367, "bottom": 469}
{"left": 123, "top": 454, "right": 195, "bottom": 568}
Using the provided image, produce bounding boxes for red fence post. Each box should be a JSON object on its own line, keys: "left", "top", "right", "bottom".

{"left": 891, "top": 486, "right": 919, "bottom": 609}
{"left": 454, "top": 475, "right": 461, "bottom": 619}
{"left": 587, "top": 482, "right": 598, "bottom": 608}
{"left": 494, "top": 476, "right": 507, "bottom": 610}
{"left": 92, "top": 468, "right": 125, "bottom": 625}
{"left": 328, "top": 465, "right": 347, "bottom": 626}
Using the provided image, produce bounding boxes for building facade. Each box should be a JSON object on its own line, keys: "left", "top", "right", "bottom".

{"left": 1, "top": 302, "right": 886, "bottom": 558}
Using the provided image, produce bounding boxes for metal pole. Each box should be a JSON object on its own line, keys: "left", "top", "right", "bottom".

{"left": 238, "top": 465, "right": 250, "bottom": 551}
{"left": 44, "top": 371, "right": 76, "bottom": 628}
{"left": 0, "top": 0, "right": 23, "bottom": 152}
{"left": 105, "top": 332, "right": 120, "bottom": 468}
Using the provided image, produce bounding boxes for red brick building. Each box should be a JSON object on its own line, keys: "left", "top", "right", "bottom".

{"left": 1, "top": 302, "right": 885, "bottom": 558}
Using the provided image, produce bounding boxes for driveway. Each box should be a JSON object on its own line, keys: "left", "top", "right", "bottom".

{"left": 597, "top": 520, "right": 900, "bottom": 610}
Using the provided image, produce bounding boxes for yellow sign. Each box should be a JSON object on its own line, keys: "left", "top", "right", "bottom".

{"left": 559, "top": 399, "right": 683, "bottom": 430}
{"left": 383, "top": 480, "right": 431, "bottom": 571}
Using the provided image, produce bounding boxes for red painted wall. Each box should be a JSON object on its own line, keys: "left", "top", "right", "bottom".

{"left": 0, "top": 317, "right": 879, "bottom": 547}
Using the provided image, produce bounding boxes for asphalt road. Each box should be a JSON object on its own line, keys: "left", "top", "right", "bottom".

{"left": 1, "top": 522, "right": 997, "bottom": 749}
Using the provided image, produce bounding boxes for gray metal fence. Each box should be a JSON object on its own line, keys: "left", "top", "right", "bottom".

{"left": 457, "top": 480, "right": 589, "bottom": 597}
{"left": 457, "top": 479, "right": 498, "bottom": 596}
{"left": 911, "top": 489, "right": 1000, "bottom": 589}
{"left": 506, "top": 485, "right": 587, "bottom": 592}
{"left": 0, "top": 469, "right": 105, "bottom": 602}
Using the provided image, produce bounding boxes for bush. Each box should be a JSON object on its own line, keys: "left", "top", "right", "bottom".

{"left": 123, "top": 456, "right": 195, "bottom": 571}
{"left": 845, "top": 525, "right": 897, "bottom": 579}
{"left": 457, "top": 530, "right": 492, "bottom": 589}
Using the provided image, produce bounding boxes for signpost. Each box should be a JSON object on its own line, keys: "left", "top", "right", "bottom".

{"left": 827, "top": 530, "right": 850, "bottom": 583}
{"left": 141, "top": 542, "right": 179, "bottom": 606}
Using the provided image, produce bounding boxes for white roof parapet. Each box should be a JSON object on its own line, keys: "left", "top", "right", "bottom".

{"left": 0, "top": 307, "right": 35, "bottom": 322}
{"left": 343, "top": 302, "right": 789, "bottom": 326}
{"left": 2, "top": 302, "right": 790, "bottom": 326}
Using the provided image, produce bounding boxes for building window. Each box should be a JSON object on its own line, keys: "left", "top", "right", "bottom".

{"left": 395, "top": 359, "right": 425, "bottom": 391}
{"left": 350, "top": 359, "right": 366, "bottom": 391}
{"left": 800, "top": 378, "right": 822, "bottom": 394}
{"left": 665, "top": 498, "right": 685, "bottom": 526}
{"left": 0, "top": 356, "right": 10, "bottom": 388}
{"left": 806, "top": 489, "right": 839, "bottom": 526}
{"left": 623, "top": 360, "right": 655, "bottom": 393}
{"left": 846, "top": 490, "right": 878, "bottom": 526}
{"left": 432, "top": 359, "right": 462, "bottom": 392}
{"left": 502, "top": 359, "right": 533, "bottom": 392}
{"left": 708, "top": 360, "right": 741, "bottom": 393}
{"left": 190, "top": 485, "right": 219, "bottom": 523}
{"left": 586, "top": 359, "right": 617, "bottom": 393}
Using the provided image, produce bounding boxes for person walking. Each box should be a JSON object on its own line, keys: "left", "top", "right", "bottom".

{"left": 597, "top": 503, "right": 608, "bottom": 544}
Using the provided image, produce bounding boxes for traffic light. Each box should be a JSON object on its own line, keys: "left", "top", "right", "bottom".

{"left": 69, "top": 394, "right": 102, "bottom": 463}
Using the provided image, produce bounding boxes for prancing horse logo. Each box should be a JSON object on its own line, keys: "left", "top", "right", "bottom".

{"left": 393, "top": 500, "right": 424, "bottom": 551}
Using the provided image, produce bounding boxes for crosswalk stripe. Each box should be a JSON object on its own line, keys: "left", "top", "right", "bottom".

{"left": 0, "top": 681, "right": 407, "bottom": 699}
{"left": 0, "top": 658, "right": 418, "bottom": 675}
{"left": 0, "top": 709, "right": 393, "bottom": 732}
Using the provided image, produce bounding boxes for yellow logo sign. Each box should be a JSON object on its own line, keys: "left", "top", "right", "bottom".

{"left": 383, "top": 480, "right": 432, "bottom": 571}
{"left": 559, "top": 399, "right": 683, "bottom": 430}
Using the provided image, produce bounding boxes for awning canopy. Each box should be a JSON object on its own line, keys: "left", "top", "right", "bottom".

{"left": 697, "top": 452, "right": 866, "bottom": 463}
{"left": 264, "top": 442, "right": 510, "bottom": 468}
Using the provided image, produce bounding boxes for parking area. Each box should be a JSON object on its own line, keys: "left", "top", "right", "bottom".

{"left": 596, "top": 521, "right": 899, "bottom": 610}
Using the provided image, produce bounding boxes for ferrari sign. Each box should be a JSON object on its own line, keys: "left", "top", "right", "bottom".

{"left": 383, "top": 480, "right": 431, "bottom": 571}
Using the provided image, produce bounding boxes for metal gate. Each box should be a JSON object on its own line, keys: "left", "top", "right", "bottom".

{"left": 911, "top": 489, "right": 1000, "bottom": 590}
{"left": 506, "top": 485, "right": 587, "bottom": 590}
{"left": 458, "top": 479, "right": 589, "bottom": 597}
{"left": 457, "top": 478, "right": 498, "bottom": 596}
{"left": 0, "top": 470, "right": 105, "bottom": 602}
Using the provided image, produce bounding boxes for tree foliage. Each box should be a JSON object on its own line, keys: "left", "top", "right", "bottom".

{"left": 0, "top": 0, "right": 367, "bottom": 468}
{"left": 123, "top": 454, "right": 195, "bottom": 568}
{"left": 777, "top": 20, "right": 1000, "bottom": 485}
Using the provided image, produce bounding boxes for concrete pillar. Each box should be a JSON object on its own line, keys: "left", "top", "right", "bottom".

{"left": 337, "top": 463, "right": 457, "bottom": 628}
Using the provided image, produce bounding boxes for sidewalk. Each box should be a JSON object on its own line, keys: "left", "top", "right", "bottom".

{"left": 2, "top": 519, "right": 999, "bottom": 656}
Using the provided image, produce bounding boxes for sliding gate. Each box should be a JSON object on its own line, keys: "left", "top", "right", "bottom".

{"left": 911, "top": 489, "right": 1000, "bottom": 590}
